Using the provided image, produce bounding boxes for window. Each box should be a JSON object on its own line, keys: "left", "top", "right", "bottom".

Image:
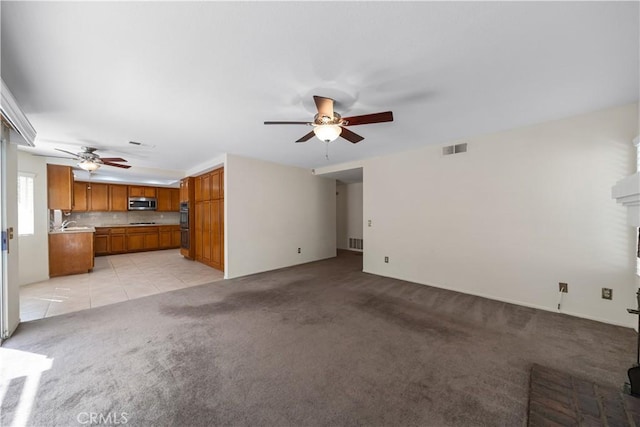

{"left": 18, "top": 173, "right": 35, "bottom": 236}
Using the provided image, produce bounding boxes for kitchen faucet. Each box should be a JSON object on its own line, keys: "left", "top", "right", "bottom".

{"left": 61, "top": 220, "right": 76, "bottom": 230}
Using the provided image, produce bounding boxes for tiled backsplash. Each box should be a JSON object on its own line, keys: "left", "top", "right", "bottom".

{"left": 58, "top": 211, "right": 180, "bottom": 227}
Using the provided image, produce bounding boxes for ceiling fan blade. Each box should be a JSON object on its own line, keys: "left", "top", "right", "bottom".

{"left": 264, "top": 121, "right": 311, "bottom": 125}
{"left": 102, "top": 161, "right": 131, "bottom": 169}
{"left": 55, "top": 148, "right": 80, "bottom": 158}
{"left": 342, "top": 111, "right": 394, "bottom": 126}
{"left": 99, "top": 157, "right": 128, "bottom": 162}
{"left": 340, "top": 127, "right": 365, "bottom": 144}
{"left": 313, "top": 96, "right": 334, "bottom": 120}
{"left": 295, "top": 131, "right": 315, "bottom": 143}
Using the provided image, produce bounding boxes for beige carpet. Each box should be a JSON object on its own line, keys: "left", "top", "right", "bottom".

{"left": 0, "top": 251, "right": 635, "bottom": 426}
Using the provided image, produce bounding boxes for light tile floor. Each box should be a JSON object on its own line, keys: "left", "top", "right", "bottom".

{"left": 20, "top": 249, "right": 224, "bottom": 321}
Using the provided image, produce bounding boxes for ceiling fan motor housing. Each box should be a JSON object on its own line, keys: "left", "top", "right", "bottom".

{"left": 314, "top": 112, "right": 342, "bottom": 126}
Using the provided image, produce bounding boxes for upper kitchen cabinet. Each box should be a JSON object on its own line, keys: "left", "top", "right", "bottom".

{"left": 194, "top": 174, "right": 207, "bottom": 202}
{"left": 180, "top": 177, "right": 193, "bottom": 203}
{"left": 73, "top": 182, "right": 88, "bottom": 211}
{"left": 129, "top": 186, "right": 156, "bottom": 198}
{"left": 219, "top": 170, "right": 224, "bottom": 199}
{"left": 109, "top": 184, "right": 128, "bottom": 211}
{"left": 90, "top": 183, "right": 109, "bottom": 211}
{"left": 157, "top": 188, "right": 180, "bottom": 212}
{"left": 210, "top": 169, "right": 221, "bottom": 200}
{"left": 47, "top": 164, "right": 74, "bottom": 210}
{"left": 73, "top": 182, "right": 110, "bottom": 212}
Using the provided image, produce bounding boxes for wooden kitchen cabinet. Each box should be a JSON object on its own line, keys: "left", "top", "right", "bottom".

{"left": 110, "top": 229, "right": 126, "bottom": 253}
{"left": 172, "top": 228, "right": 181, "bottom": 247}
{"left": 90, "top": 183, "right": 109, "bottom": 211}
{"left": 194, "top": 167, "right": 224, "bottom": 271}
{"left": 210, "top": 169, "right": 221, "bottom": 200}
{"left": 49, "top": 231, "right": 94, "bottom": 277}
{"left": 73, "top": 182, "right": 109, "bottom": 212}
{"left": 159, "top": 230, "right": 172, "bottom": 248}
{"left": 157, "top": 188, "right": 180, "bottom": 212}
{"left": 73, "top": 182, "right": 88, "bottom": 211}
{"left": 171, "top": 189, "right": 180, "bottom": 211}
{"left": 94, "top": 228, "right": 110, "bottom": 256}
{"left": 129, "top": 186, "right": 156, "bottom": 198}
{"left": 47, "top": 164, "right": 74, "bottom": 210}
{"left": 126, "top": 226, "right": 159, "bottom": 252}
{"left": 180, "top": 177, "right": 193, "bottom": 203}
{"left": 159, "top": 225, "right": 179, "bottom": 248}
{"left": 194, "top": 176, "right": 203, "bottom": 202}
{"left": 74, "top": 182, "right": 130, "bottom": 212}
{"left": 145, "top": 233, "right": 159, "bottom": 249}
{"left": 95, "top": 225, "right": 179, "bottom": 256}
{"left": 127, "top": 234, "right": 145, "bottom": 251}
{"left": 109, "top": 184, "right": 128, "bottom": 211}
{"left": 157, "top": 188, "right": 171, "bottom": 211}
{"left": 219, "top": 170, "right": 224, "bottom": 198}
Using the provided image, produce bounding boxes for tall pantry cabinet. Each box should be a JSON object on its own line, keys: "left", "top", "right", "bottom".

{"left": 194, "top": 168, "right": 224, "bottom": 271}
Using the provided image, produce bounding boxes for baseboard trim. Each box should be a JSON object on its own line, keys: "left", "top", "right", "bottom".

{"left": 363, "top": 269, "right": 634, "bottom": 329}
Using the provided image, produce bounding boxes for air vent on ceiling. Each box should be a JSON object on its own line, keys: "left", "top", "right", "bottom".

{"left": 442, "top": 142, "right": 467, "bottom": 156}
{"left": 129, "top": 140, "right": 156, "bottom": 148}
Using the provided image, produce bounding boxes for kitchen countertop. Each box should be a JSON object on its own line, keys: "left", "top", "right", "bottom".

{"left": 94, "top": 223, "right": 180, "bottom": 228}
{"left": 49, "top": 226, "right": 96, "bottom": 235}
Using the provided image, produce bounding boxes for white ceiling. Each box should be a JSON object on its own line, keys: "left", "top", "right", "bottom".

{"left": 1, "top": 1, "right": 638, "bottom": 185}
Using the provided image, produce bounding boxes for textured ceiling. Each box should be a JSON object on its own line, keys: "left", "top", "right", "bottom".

{"left": 1, "top": 1, "right": 638, "bottom": 184}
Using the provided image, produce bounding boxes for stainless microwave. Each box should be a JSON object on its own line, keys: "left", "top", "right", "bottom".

{"left": 128, "top": 197, "right": 157, "bottom": 211}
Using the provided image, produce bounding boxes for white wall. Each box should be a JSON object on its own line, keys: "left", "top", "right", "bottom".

{"left": 17, "top": 152, "right": 49, "bottom": 285}
{"left": 363, "top": 104, "right": 639, "bottom": 327}
{"left": 226, "top": 154, "right": 336, "bottom": 278}
{"left": 336, "top": 182, "right": 363, "bottom": 251}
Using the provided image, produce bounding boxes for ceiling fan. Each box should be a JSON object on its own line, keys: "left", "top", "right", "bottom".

{"left": 53, "top": 146, "right": 131, "bottom": 171}
{"left": 264, "top": 95, "right": 393, "bottom": 144}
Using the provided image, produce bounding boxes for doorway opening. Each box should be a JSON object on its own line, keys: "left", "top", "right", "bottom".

{"left": 333, "top": 168, "right": 364, "bottom": 268}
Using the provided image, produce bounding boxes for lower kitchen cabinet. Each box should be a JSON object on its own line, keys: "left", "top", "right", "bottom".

{"left": 145, "top": 233, "right": 159, "bottom": 250}
{"left": 94, "top": 225, "right": 180, "bottom": 256}
{"left": 95, "top": 232, "right": 109, "bottom": 256}
{"left": 172, "top": 229, "right": 181, "bottom": 247}
{"left": 49, "top": 231, "right": 95, "bottom": 277}
{"left": 159, "top": 227, "right": 172, "bottom": 249}
{"left": 126, "top": 234, "right": 145, "bottom": 251}
{"left": 110, "top": 228, "right": 126, "bottom": 253}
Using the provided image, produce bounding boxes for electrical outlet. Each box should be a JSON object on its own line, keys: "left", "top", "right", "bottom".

{"left": 602, "top": 288, "right": 612, "bottom": 300}
{"left": 368, "top": 220, "right": 372, "bottom": 227}
{"left": 297, "top": 248, "right": 301, "bottom": 254}
{"left": 559, "top": 282, "right": 568, "bottom": 293}
{"left": 384, "top": 256, "right": 389, "bottom": 263}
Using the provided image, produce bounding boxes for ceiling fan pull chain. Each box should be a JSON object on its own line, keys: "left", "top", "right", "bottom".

{"left": 325, "top": 141, "right": 330, "bottom": 160}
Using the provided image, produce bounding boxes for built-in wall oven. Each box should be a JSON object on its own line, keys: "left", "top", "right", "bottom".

{"left": 180, "top": 202, "right": 189, "bottom": 250}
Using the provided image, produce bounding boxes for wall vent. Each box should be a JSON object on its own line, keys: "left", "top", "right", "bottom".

{"left": 349, "top": 238, "right": 363, "bottom": 250}
{"left": 442, "top": 142, "right": 468, "bottom": 156}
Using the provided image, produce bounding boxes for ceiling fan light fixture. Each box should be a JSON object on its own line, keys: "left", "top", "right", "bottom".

{"left": 78, "top": 159, "right": 100, "bottom": 172}
{"left": 313, "top": 125, "right": 342, "bottom": 143}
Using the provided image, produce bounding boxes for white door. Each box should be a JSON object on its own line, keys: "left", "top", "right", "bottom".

{"left": 1, "top": 124, "right": 20, "bottom": 340}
